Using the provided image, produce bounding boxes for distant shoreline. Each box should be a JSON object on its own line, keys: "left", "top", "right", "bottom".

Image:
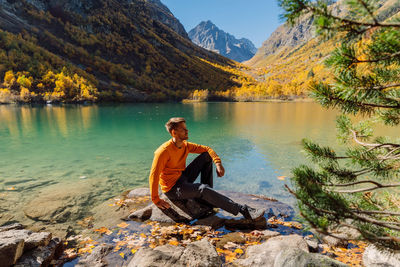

{"left": 0, "top": 98, "right": 315, "bottom": 105}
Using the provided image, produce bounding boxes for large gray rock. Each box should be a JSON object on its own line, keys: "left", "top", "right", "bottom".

{"left": 14, "top": 237, "right": 63, "bottom": 267}
{"left": 274, "top": 248, "right": 348, "bottom": 267}
{"left": 0, "top": 238, "right": 24, "bottom": 267}
{"left": 0, "top": 229, "right": 52, "bottom": 252}
{"left": 128, "top": 239, "right": 221, "bottom": 267}
{"left": 128, "top": 189, "right": 293, "bottom": 231}
{"left": 128, "top": 195, "right": 215, "bottom": 223}
{"left": 127, "top": 188, "right": 151, "bottom": 198}
{"left": 234, "top": 234, "right": 309, "bottom": 266}
{"left": 76, "top": 244, "right": 113, "bottom": 267}
{"left": 363, "top": 244, "right": 400, "bottom": 267}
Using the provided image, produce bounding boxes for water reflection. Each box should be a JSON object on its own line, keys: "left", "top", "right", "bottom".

{"left": 0, "top": 102, "right": 399, "bottom": 209}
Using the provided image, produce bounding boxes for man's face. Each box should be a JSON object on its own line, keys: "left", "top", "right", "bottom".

{"left": 173, "top": 122, "right": 189, "bottom": 140}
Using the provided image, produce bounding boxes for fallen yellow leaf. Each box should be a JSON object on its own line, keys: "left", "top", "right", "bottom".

{"left": 117, "top": 222, "right": 129, "bottom": 228}
{"left": 234, "top": 248, "right": 244, "bottom": 254}
{"left": 277, "top": 176, "right": 286, "bottom": 181}
{"left": 131, "top": 249, "right": 137, "bottom": 254}
{"left": 119, "top": 252, "right": 125, "bottom": 258}
{"left": 169, "top": 240, "right": 179, "bottom": 246}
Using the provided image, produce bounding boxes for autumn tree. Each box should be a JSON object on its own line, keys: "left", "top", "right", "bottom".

{"left": 279, "top": 0, "right": 400, "bottom": 248}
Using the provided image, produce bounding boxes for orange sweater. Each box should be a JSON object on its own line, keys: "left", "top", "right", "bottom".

{"left": 149, "top": 139, "right": 221, "bottom": 204}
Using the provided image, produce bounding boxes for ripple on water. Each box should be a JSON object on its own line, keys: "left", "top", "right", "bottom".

{"left": 4, "top": 178, "right": 35, "bottom": 185}
{"left": 61, "top": 171, "right": 75, "bottom": 177}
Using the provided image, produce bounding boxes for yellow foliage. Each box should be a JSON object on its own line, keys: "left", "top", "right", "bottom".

{"left": 19, "top": 87, "right": 31, "bottom": 102}
{"left": 0, "top": 88, "right": 12, "bottom": 103}
{"left": 4, "top": 70, "right": 15, "bottom": 86}
{"left": 16, "top": 74, "right": 32, "bottom": 89}
{"left": 191, "top": 89, "right": 209, "bottom": 101}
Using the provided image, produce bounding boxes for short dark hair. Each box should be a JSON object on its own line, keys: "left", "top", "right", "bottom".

{"left": 165, "top": 117, "right": 186, "bottom": 134}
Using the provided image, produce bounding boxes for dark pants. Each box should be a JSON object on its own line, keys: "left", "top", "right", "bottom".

{"left": 165, "top": 152, "right": 241, "bottom": 215}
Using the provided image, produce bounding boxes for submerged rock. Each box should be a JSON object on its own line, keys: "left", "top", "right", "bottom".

{"left": 128, "top": 239, "right": 221, "bottom": 267}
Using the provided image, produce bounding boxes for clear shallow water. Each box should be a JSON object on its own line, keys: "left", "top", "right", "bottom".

{"left": 1, "top": 102, "right": 397, "bottom": 227}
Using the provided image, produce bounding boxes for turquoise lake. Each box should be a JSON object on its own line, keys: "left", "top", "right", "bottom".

{"left": 1, "top": 102, "right": 397, "bottom": 228}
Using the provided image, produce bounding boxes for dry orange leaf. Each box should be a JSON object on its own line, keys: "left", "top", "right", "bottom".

{"left": 117, "top": 222, "right": 129, "bottom": 228}
{"left": 277, "top": 176, "right": 286, "bottom": 180}
{"left": 6, "top": 187, "right": 16, "bottom": 191}
{"left": 169, "top": 240, "right": 179, "bottom": 246}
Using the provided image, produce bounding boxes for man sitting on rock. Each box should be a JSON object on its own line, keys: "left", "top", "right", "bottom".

{"left": 149, "top": 117, "right": 265, "bottom": 220}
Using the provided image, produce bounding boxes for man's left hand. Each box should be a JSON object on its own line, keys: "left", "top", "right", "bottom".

{"left": 216, "top": 163, "right": 225, "bottom": 177}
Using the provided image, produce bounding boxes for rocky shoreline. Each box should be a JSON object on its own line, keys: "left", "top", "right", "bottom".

{"left": 2, "top": 188, "right": 400, "bottom": 266}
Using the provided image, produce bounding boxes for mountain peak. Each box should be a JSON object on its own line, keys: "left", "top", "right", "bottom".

{"left": 188, "top": 21, "right": 256, "bottom": 62}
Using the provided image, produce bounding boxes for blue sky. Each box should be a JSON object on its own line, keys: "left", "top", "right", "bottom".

{"left": 161, "top": 0, "right": 284, "bottom": 48}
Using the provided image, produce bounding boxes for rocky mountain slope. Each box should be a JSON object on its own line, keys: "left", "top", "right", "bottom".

{"left": 244, "top": 0, "right": 400, "bottom": 96}
{"left": 0, "top": 0, "right": 241, "bottom": 101}
{"left": 189, "top": 20, "right": 257, "bottom": 63}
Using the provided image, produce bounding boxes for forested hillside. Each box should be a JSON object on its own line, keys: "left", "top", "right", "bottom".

{"left": 0, "top": 0, "right": 244, "bottom": 102}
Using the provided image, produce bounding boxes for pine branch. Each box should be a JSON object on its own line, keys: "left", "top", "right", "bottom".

{"left": 351, "top": 209, "right": 400, "bottom": 216}
{"left": 351, "top": 213, "right": 400, "bottom": 230}
{"left": 357, "top": 83, "right": 400, "bottom": 91}
{"left": 340, "top": 223, "right": 400, "bottom": 242}
{"left": 300, "top": 0, "right": 400, "bottom": 28}
{"left": 287, "top": 185, "right": 400, "bottom": 230}
{"left": 325, "top": 94, "right": 400, "bottom": 109}
{"left": 331, "top": 182, "right": 400, "bottom": 193}
{"left": 353, "top": 51, "right": 400, "bottom": 63}
{"left": 285, "top": 185, "right": 337, "bottom": 215}
{"left": 325, "top": 179, "right": 393, "bottom": 187}
{"left": 351, "top": 130, "right": 400, "bottom": 148}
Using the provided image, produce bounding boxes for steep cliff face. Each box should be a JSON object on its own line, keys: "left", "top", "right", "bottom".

{"left": 141, "top": 0, "right": 188, "bottom": 38}
{"left": 246, "top": 14, "right": 314, "bottom": 67}
{"left": 189, "top": 20, "right": 257, "bottom": 63}
{"left": 0, "top": 0, "right": 239, "bottom": 101}
{"left": 246, "top": 0, "right": 399, "bottom": 67}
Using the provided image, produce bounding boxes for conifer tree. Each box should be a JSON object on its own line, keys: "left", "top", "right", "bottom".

{"left": 279, "top": 0, "right": 400, "bottom": 248}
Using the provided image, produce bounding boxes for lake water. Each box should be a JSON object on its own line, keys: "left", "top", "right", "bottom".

{"left": 1, "top": 102, "right": 397, "bottom": 229}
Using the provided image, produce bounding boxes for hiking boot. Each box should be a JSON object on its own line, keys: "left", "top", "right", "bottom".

{"left": 240, "top": 205, "right": 265, "bottom": 220}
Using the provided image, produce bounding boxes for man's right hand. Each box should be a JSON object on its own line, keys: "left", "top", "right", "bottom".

{"left": 155, "top": 199, "right": 171, "bottom": 210}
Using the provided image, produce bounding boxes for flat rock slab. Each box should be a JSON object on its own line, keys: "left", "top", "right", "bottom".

{"left": 363, "top": 244, "right": 400, "bottom": 267}
{"left": 128, "top": 239, "right": 221, "bottom": 267}
{"left": 274, "top": 248, "right": 348, "bottom": 267}
{"left": 234, "top": 234, "right": 309, "bottom": 266}
{"left": 128, "top": 188, "right": 293, "bottom": 231}
{"left": 14, "top": 237, "right": 63, "bottom": 267}
{"left": 0, "top": 229, "right": 52, "bottom": 252}
{"left": 76, "top": 244, "right": 114, "bottom": 267}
